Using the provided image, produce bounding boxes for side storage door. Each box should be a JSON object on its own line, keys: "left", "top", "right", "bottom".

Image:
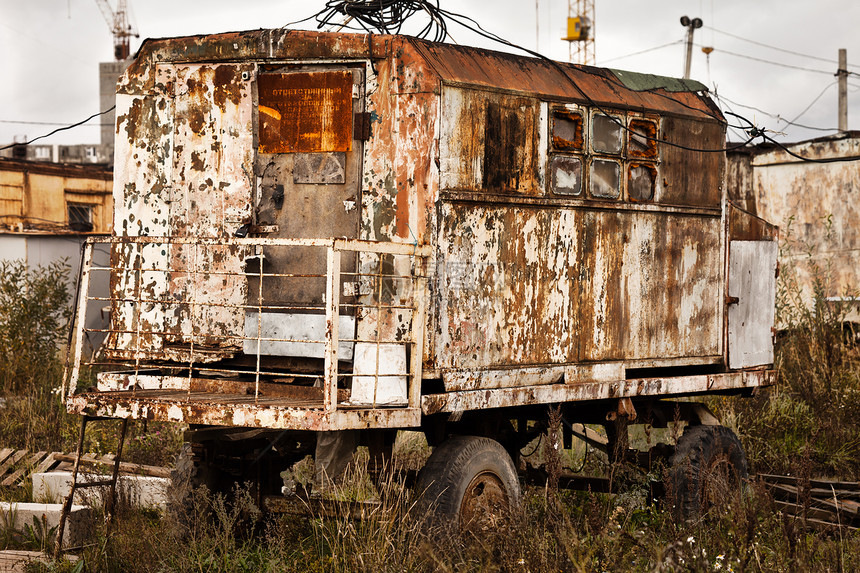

{"left": 726, "top": 204, "right": 778, "bottom": 369}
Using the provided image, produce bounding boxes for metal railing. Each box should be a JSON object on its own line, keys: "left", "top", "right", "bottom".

{"left": 66, "top": 236, "right": 432, "bottom": 415}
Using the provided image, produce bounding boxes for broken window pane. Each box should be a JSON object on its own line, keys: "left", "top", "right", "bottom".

{"left": 591, "top": 159, "right": 620, "bottom": 199}
{"left": 592, "top": 114, "right": 623, "bottom": 155}
{"left": 550, "top": 155, "right": 582, "bottom": 195}
{"left": 551, "top": 110, "right": 583, "bottom": 151}
{"left": 629, "top": 119, "right": 658, "bottom": 158}
{"left": 628, "top": 164, "right": 656, "bottom": 201}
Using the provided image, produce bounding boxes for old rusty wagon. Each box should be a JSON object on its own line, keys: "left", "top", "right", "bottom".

{"left": 65, "top": 28, "right": 778, "bottom": 525}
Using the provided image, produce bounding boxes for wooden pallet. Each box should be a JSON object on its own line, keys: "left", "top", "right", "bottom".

{"left": 759, "top": 473, "right": 860, "bottom": 530}
{"left": 0, "top": 450, "right": 115, "bottom": 488}
{"left": 0, "top": 448, "right": 170, "bottom": 488}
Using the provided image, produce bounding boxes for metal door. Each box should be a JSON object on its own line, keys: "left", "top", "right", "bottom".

{"left": 727, "top": 240, "right": 778, "bottom": 369}
{"left": 248, "top": 65, "right": 366, "bottom": 358}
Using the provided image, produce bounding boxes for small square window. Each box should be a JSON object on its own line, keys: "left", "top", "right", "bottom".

{"left": 551, "top": 110, "right": 583, "bottom": 151}
{"left": 68, "top": 203, "right": 93, "bottom": 232}
{"left": 592, "top": 114, "right": 623, "bottom": 155}
{"left": 628, "top": 164, "right": 657, "bottom": 202}
{"left": 550, "top": 155, "right": 583, "bottom": 195}
{"left": 591, "top": 159, "right": 620, "bottom": 199}
{"left": 629, "top": 119, "right": 658, "bottom": 158}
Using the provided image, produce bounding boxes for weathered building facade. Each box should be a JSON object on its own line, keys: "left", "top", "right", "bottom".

{"left": 0, "top": 157, "right": 113, "bottom": 351}
{"left": 728, "top": 133, "right": 860, "bottom": 321}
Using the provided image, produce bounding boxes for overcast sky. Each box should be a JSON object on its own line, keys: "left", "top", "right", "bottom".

{"left": 1, "top": 0, "right": 859, "bottom": 147}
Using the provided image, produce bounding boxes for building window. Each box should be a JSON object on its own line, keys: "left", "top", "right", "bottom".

{"left": 68, "top": 203, "right": 93, "bottom": 232}
{"left": 628, "top": 163, "right": 657, "bottom": 202}
{"left": 592, "top": 114, "right": 624, "bottom": 155}
{"left": 628, "top": 119, "right": 658, "bottom": 158}
{"left": 551, "top": 110, "right": 584, "bottom": 151}
{"left": 591, "top": 159, "right": 621, "bottom": 198}
{"left": 550, "top": 155, "right": 583, "bottom": 195}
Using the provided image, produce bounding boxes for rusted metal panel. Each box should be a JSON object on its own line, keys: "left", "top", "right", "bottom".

{"left": 728, "top": 240, "right": 778, "bottom": 368}
{"left": 422, "top": 370, "right": 776, "bottom": 415}
{"left": 657, "top": 115, "right": 724, "bottom": 208}
{"left": 435, "top": 202, "right": 722, "bottom": 377}
{"left": 728, "top": 203, "right": 778, "bottom": 241}
{"left": 67, "top": 393, "right": 422, "bottom": 431}
{"left": 439, "top": 88, "right": 541, "bottom": 194}
{"left": 410, "top": 39, "right": 721, "bottom": 120}
{"left": 258, "top": 71, "right": 354, "bottom": 153}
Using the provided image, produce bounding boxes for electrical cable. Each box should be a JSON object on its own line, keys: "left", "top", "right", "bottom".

{"left": 701, "top": 45, "right": 835, "bottom": 76}
{"left": 435, "top": 7, "right": 757, "bottom": 154}
{"left": 0, "top": 120, "right": 109, "bottom": 127}
{"left": 0, "top": 106, "right": 116, "bottom": 151}
{"left": 703, "top": 25, "right": 860, "bottom": 71}
{"left": 714, "top": 89, "right": 839, "bottom": 133}
{"left": 295, "top": 2, "right": 770, "bottom": 153}
{"left": 761, "top": 133, "right": 860, "bottom": 164}
{"left": 783, "top": 82, "right": 838, "bottom": 127}
{"left": 598, "top": 39, "right": 684, "bottom": 65}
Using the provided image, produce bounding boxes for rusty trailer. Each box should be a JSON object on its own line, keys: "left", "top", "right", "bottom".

{"left": 65, "top": 28, "right": 778, "bottom": 526}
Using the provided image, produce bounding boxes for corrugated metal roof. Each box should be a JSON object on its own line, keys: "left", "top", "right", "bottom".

{"left": 131, "top": 29, "right": 722, "bottom": 122}
{"left": 408, "top": 38, "right": 722, "bottom": 121}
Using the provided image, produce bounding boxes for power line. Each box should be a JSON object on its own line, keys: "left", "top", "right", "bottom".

{"left": 0, "top": 120, "right": 107, "bottom": 127}
{"left": 784, "top": 81, "right": 837, "bottom": 127}
{"left": 0, "top": 107, "right": 115, "bottom": 151}
{"left": 714, "top": 90, "right": 839, "bottom": 133}
{"left": 702, "top": 45, "right": 835, "bottom": 76}
{"left": 703, "top": 25, "right": 860, "bottom": 70}
{"left": 597, "top": 39, "right": 684, "bottom": 65}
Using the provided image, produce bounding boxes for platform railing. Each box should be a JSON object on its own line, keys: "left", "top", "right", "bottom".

{"left": 65, "top": 236, "right": 432, "bottom": 415}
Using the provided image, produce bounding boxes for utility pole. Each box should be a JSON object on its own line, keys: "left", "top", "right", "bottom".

{"left": 680, "top": 16, "right": 702, "bottom": 79}
{"left": 838, "top": 48, "right": 848, "bottom": 132}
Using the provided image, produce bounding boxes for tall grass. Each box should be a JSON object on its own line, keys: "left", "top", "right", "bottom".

{"left": 715, "top": 216, "right": 860, "bottom": 479}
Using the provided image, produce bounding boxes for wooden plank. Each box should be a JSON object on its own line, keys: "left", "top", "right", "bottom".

{"left": 0, "top": 450, "right": 28, "bottom": 480}
{"left": 51, "top": 454, "right": 171, "bottom": 479}
{"left": 33, "top": 452, "right": 62, "bottom": 475}
{"left": 1, "top": 451, "right": 47, "bottom": 487}
{"left": 758, "top": 473, "right": 860, "bottom": 491}
{"left": 774, "top": 500, "right": 839, "bottom": 524}
{"left": 0, "top": 448, "right": 16, "bottom": 467}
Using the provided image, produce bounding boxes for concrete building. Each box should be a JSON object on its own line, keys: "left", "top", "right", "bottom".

{"left": 727, "top": 132, "right": 860, "bottom": 321}
{"left": 0, "top": 157, "right": 113, "bottom": 352}
{"left": 1, "top": 59, "right": 128, "bottom": 165}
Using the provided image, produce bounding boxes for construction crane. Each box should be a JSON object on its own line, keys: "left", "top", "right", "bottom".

{"left": 94, "top": 0, "right": 139, "bottom": 60}
{"left": 563, "top": 0, "right": 595, "bottom": 65}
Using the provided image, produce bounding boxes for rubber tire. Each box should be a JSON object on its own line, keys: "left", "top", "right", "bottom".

{"left": 667, "top": 424, "right": 749, "bottom": 522}
{"left": 415, "top": 435, "right": 521, "bottom": 532}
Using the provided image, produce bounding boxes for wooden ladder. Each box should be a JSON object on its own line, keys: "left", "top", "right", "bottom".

{"left": 53, "top": 416, "right": 129, "bottom": 558}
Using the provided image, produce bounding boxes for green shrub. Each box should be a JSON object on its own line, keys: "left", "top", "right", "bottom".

{"left": 0, "top": 259, "right": 72, "bottom": 395}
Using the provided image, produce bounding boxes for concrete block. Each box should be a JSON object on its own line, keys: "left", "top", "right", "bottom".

{"left": 0, "top": 502, "right": 92, "bottom": 549}
{"left": 32, "top": 472, "right": 170, "bottom": 509}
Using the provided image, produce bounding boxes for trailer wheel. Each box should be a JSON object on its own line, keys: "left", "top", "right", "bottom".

{"left": 667, "top": 425, "right": 748, "bottom": 522}
{"left": 416, "top": 436, "right": 520, "bottom": 532}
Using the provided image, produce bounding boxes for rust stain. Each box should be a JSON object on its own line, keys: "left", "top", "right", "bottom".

{"left": 551, "top": 109, "right": 584, "bottom": 151}
{"left": 258, "top": 71, "right": 353, "bottom": 153}
{"left": 628, "top": 118, "right": 658, "bottom": 159}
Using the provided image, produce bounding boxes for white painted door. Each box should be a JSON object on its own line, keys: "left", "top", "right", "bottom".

{"left": 727, "top": 240, "right": 778, "bottom": 369}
